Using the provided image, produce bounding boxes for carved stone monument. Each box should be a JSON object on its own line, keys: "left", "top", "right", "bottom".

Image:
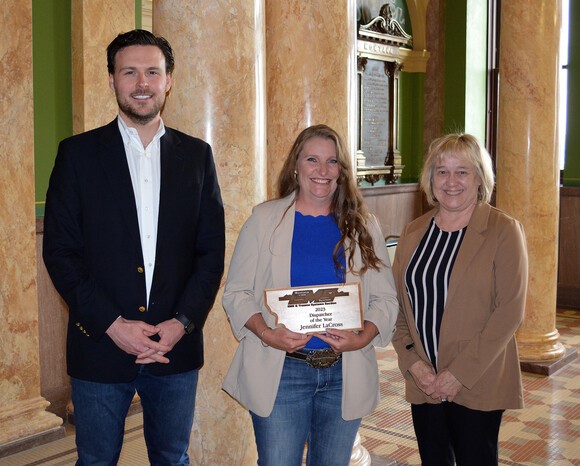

{"left": 356, "top": 4, "right": 411, "bottom": 185}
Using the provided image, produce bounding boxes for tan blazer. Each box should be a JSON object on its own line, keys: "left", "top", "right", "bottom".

{"left": 392, "top": 203, "right": 528, "bottom": 411}
{"left": 222, "top": 194, "right": 399, "bottom": 420}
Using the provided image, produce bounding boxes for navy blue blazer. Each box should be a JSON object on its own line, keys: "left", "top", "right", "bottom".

{"left": 43, "top": 119, "right": 225, "bottom": 383}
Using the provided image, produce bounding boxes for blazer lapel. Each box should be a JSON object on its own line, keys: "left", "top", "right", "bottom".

{"left": 97, "top": 120, "right": 142, "bottom": 251}
{"left": 445, "top": 203, "right": 490, "bottom": 310}
{"left": 270, "top": 195, "right": 295, "bottom": 288}
{"left": 156, "top": 129, "right": 184, "bottom": 253}
{"left": 397, "top": 211, "right": 434, "bottom": 275}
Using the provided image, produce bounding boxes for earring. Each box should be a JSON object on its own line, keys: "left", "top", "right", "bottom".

{"left": 294, "top": 169, "right": 298, "bottom": 177}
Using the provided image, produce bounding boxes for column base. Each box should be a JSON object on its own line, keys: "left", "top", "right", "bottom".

{"left": 516, "top": 329, "right": 566, "bottom": 361}
{"left": 520, "top": 346, "right": 578, "bottom": 376}
{"left": 0, "top": 426, "right": 65, "bottom": 458}
{"left": 0, "top": 397, "right": 64, "bottom": 458}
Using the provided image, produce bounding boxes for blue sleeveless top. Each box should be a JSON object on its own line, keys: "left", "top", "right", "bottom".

{"left": 291, "top": 211, "right": 345, "bottom": 349}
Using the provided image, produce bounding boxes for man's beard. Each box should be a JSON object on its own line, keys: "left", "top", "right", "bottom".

{"left": 116, "top": 93, "right": 165, "bottom": 125}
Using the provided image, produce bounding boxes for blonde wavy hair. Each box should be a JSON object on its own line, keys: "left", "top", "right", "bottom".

{"left": 278, "top": 124, "right": 383, "bottom": 275}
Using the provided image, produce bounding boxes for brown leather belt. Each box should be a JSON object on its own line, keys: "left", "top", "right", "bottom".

{"left": 285, "top": 348, "right": 342, "bottom": 369}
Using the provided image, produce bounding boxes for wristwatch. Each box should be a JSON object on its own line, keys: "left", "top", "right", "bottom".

{"left": 174, "top": 313, "right": 195, "bottom": 334}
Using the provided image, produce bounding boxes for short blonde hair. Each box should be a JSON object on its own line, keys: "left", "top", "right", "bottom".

{"left": 421, "top": 133, "right": 495, "bottom": 206}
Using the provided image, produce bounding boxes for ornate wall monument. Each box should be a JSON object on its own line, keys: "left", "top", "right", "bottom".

{"left": 356, "top": 5, "right": 411, "bottom": 185}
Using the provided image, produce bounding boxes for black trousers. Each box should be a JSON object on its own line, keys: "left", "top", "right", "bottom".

{"left": 411, "top": 402, "right": 504, "bottom": 466}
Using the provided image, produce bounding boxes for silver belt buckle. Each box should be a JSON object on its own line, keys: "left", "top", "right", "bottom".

{"left": 305, "top": 348, "right": 341, "bottom": 369}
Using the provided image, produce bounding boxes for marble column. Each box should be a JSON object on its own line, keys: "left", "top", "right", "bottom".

{"left": 265, "top": 0, "right": 356, "bottom": 196}
{"left": 71, "top": 0, "right": 135, "bottom": 132}
{"left": 496, "top": 1, "right": 565, "bottom": 361}
{"left": 154, "top": 1, "right": 266, "bottom": 464}
{"left": 0, "top": 0, "right": 63, "bottom": 455}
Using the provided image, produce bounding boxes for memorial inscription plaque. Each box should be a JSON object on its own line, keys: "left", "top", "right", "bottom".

{"left": 361, "top": 59, "right": 390, "bottom": 167}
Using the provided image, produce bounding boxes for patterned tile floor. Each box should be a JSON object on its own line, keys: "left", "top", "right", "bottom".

{"left": 2, "top": 311, "right": 578, "bottom": 466}
{"left": 360, "top": 309, "right": 580, "bottom": 466}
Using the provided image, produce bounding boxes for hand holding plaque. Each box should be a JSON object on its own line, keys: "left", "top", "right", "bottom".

{"left": 264, "top": 283, "right": 363, "bottom": 334}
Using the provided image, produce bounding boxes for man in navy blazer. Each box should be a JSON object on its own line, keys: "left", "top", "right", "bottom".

{"left": 43, "top": 29, "right": 225, "bottom": 465}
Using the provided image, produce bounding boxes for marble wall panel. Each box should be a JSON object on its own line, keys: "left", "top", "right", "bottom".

{"left": 71, "top": 0, "right": 135, "bottom": 133}
{"left": 266, "top": 0, "right": 356, "bottom": 196}
{"left": 362, "top": 185, "right": 423, "bottom": 239}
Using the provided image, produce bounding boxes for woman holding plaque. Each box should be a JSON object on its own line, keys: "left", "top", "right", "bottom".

{"left": 222, "top": 124, "right": 398, "bottom": 465}
{"left": 391, "top": 133, "right": 528, "bottom": 466}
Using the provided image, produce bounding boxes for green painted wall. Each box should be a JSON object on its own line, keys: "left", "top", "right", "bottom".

{"left": 564, "top": 0, "right": 580, "bottom": 186}
{"left": 135, "top": 0, "right": 142, "bottom": 29}
{"left": 399, "top": 72, "right": 424, "bottom": 183}
{"left": 464, "top": 0, "right": 487, "bottom": 141}
{"left": 443, "top": 0, "right": 487, "bottom": 140}
{"left": 443, "top": 1, "right": 467, "bottom": 134}
{"left": 33, "top": 2, "right": 141, "bottom": 215}
{"left": 33, "top": 0, "right": 72, "bottom": 216}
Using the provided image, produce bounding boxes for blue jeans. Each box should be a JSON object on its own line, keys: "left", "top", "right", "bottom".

{"left": 71, "top": 366, "right": 198, "bottom": 466}
{"left": 251, "top": 356, "right": 361, "bottom": 466}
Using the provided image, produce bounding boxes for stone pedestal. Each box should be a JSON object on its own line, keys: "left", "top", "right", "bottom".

{"left": 350, "top": 433, "right": 372, "bottom": 465}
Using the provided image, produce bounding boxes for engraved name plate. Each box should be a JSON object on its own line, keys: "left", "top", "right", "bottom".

{"left": 264, "top": 283, "right": 363, "bottom": 334}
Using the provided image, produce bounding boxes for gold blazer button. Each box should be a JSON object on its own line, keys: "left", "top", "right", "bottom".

{"left": 138, "top": 306, "right": 146, "bottom": 312}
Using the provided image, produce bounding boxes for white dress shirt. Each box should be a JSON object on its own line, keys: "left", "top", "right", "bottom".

{"left": 117, "top": 116, "right": 165, "bottom": 305}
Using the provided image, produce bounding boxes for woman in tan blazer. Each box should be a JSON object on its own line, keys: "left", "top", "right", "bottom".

{"left": 222, "top": 125, "right": 398, "bottom": 465}
{"left": 391, "top": 134, "right": 528, "bottom": 466}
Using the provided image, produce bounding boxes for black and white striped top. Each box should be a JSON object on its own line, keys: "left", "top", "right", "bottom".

{"left": 405, "top": 218, "right": 466, "bottom": 371}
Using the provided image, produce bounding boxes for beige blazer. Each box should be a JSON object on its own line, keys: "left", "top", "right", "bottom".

{"left": 392, "top": 203, "right": 528, "bottom": 411}
{"left": 222, "top": 194, "right": 399, "bottom": 420}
